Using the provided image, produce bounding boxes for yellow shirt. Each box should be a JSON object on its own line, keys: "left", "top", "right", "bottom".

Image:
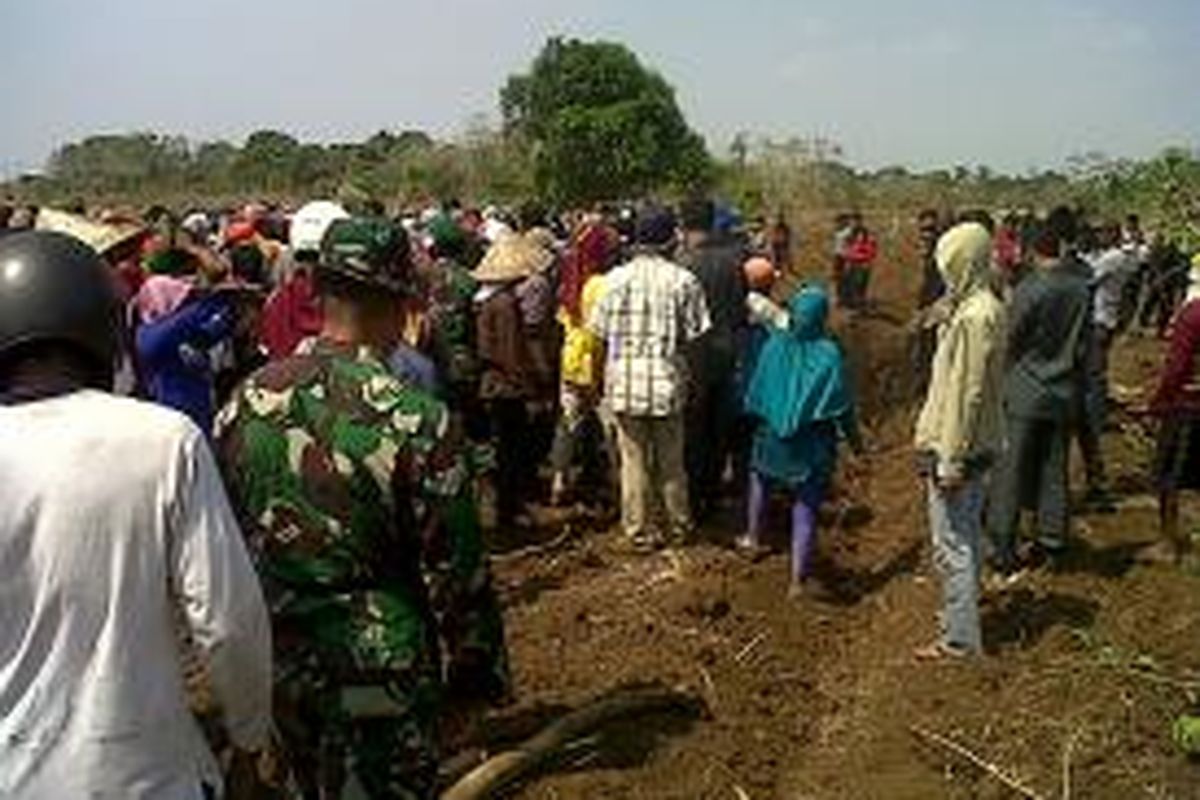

{"left": 558, "top": 274, "right": 607, "bottom": 387}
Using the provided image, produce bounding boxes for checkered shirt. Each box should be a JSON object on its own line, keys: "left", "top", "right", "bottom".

{"left": 589, "top": 254, "right": 711, "bottom": 417}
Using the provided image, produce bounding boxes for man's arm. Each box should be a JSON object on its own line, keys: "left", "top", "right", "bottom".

{"left": 681, "top": 273, "right": 713, "bottom": 342}
{"left": 1004, "top": 276, "right": 1037, "bottom": 367}
{"left": 170, "top": 428, "right": 272, "bottom": 753}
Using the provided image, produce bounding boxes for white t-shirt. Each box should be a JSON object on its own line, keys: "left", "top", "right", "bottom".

{"left": 1089, "top": 247, "right": 1138, "bottom": 331}
{"left": 0, "top": 391, "right": 271, "bottom": 800}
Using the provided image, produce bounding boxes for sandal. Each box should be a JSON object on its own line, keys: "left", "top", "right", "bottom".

{"left": 913, "top": 641, "right": 972, "bottom": 662}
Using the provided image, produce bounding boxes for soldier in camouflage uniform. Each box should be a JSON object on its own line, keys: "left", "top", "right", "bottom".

{"left": 422, "top": 215, "right": 484, "bottom": 439}
{"left": 216, "top": 216, "right": 509, "bottom": 800}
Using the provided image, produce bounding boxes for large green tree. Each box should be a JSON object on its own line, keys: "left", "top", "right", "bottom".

{"left": 501, "top": 37, "right": 711, "bottom": 204}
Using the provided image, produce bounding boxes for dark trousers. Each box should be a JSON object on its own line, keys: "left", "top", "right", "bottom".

{"left": 685, "top": 368, "right": 739, "bottom": 520}
{"left": 490, "top": 398, "right": 531, "bottom": 524}
{"left": 1140, "top": 269, "right": 1186, "bottom": 335}
{"left": 1074, "top": 326, "right": 1113, "bottom": 489}
{"left": 910, "top": 324, "right": 938, "bottom": 400}
{"left": 837, "top": 266, "right": 871, "bottom": 310}
{"left": 989, "top": 415, "right": 1070, "bottom": 570}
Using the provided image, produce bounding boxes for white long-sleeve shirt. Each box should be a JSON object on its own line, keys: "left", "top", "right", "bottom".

{"left": 0, "top": 390, "right": 272, "bottom": 800}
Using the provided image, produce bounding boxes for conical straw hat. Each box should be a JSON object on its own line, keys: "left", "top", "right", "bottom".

{"left": 472, "top": 232, "right": 553, "bottom": 283}
{"left": 36, "top": 208, "right": 144, "bottom": 256}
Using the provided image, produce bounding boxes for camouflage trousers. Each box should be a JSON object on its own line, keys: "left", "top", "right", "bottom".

{"left": 274, "top": 678, "right": 440, "bottom": 800}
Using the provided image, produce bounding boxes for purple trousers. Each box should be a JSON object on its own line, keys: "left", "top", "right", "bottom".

{"left": 746, "top": 471, "right": 826, "bottom": 583}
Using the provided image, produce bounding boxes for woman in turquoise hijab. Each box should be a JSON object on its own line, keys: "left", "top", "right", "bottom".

{"left": 740, "top": 284, "right": 861, "bottom": 596}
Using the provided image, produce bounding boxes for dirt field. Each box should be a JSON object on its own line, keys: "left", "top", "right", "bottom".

{"left": 472, "top": 223, "right": 1200, "bottom": 799}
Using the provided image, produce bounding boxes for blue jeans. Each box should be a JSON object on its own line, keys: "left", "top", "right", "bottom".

{"left": 928, "top": 476, "right": 986, "bottom": 653}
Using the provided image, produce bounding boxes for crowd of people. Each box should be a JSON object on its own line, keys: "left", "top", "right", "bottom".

{"left": 0, "top": 193, "right": 1197, "bottom": 798}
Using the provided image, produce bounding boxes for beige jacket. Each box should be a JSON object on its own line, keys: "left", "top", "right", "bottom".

{"left": 914, "top": 223, "right": 1007, "bottom": 480}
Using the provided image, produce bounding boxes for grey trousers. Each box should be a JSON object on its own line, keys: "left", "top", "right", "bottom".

{"left": 989, "top": 414, "right": 1070, "bottom": 570}
{"left": 550, "top": 383, "right": 617, "bottom": 494}
{"left": 614, "top": 412, "right": 693, "bottom": 544}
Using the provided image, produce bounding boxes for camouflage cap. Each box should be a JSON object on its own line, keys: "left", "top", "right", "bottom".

{"left": 319, "top": 216, "right": 411, "bottom": 295}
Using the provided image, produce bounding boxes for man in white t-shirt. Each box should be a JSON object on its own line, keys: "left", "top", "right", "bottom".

{"left": 0, "top": 231, "right": 272, "bottom": 800}
{"left": 1080, "top": 222, "right": 1139, "bottom": 505}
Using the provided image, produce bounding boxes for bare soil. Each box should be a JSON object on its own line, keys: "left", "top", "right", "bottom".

{"left": 475, "top": 229, "right": 1200, "bottom": 799}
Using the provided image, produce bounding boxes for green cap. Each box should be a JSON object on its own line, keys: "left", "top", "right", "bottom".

{"left": 318, "top": 216, "right": 411, "bottom": 295}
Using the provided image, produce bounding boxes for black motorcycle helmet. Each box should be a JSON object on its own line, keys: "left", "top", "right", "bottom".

{"left": 0, "top": 231, "right": 118, "bottom": 381}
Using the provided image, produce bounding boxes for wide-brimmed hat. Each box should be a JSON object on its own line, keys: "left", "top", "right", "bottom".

{"left": 473, "top": 232, "right": 553, "bottom": 283}
{"left": 35, "top": 208, "right": 144, "bottom": 256}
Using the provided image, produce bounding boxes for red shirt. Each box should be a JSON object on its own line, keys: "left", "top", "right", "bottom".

{"left": 260, "top": 271, "right": 322, "bottom": 360}
{"left": 994, "top": 227, "right": 1021, "bottom": 274}
{"left": 845, "top": 232, "right": 878, "bottom": 267}
{"left": 1152, "top": 299, "right": 1200, "bottom": 415}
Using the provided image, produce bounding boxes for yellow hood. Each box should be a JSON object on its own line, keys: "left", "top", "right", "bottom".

{"left": 935, "top": 222, "right": 993, "bottom": 300}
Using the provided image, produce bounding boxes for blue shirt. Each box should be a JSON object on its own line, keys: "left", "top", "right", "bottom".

{"left": 135, "top": 294, "right": 233, "bottom": 435}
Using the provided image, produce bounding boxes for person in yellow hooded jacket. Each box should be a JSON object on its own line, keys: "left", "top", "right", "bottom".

{"left": 913, "top": 222, "right": 1007, "bottom": 659}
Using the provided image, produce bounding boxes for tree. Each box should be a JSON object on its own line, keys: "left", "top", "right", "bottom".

{"left": 237, "top": 130, "right": 301, "bottom": 193}
{"left": 48, "top": 133, "right": 190, "bottom": 195}
{"left": 501, "top": 37, "right": 711, "bottom": 204}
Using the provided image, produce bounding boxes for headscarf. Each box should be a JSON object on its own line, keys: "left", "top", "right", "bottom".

{"left": 744, "top": 285, "right": 851, "bottom": 438}
{"left": 559, "top": 221, "right": 614, "bottom": 322}
{"left": 135, "top": 275, "right": 193, "bottom": 325}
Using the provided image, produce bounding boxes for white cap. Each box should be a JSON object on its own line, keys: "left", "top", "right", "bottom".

{"left": 289, "top": 201, "right": 349, "bottom": 254}
{"left": 181, "top": 212, "right": 210, "bottom": 237}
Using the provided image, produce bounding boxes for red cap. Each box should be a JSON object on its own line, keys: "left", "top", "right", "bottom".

{"left": 225, "top": 221, "right": 258, "bottom": 245}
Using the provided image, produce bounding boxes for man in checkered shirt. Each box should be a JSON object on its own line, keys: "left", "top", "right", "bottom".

{"left": 589, "top": 205, "right": 712, "bottom": 550}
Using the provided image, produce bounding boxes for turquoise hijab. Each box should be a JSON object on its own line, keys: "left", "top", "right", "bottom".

{"left": 745, "top": 285, "right": 851, "bottom": 438}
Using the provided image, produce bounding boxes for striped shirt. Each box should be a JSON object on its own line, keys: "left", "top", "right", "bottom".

{"left": 589, "top": 254, "right": 711, "bottom": 416}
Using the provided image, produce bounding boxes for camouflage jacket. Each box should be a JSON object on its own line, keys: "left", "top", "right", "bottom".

{"left": 426, "top": 259, "right": 479, "bottom": 389}
{"left": 216, "top": 338, "right": 508, "bottom": 705}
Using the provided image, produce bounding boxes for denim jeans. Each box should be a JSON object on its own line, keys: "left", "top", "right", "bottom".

{"left": 928, "top": 476, "right": 986, "bottom": 653}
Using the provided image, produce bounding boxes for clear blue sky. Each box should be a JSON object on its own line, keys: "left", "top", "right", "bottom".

{"left": 2, "top": 0, "right": 1197, "bottom": 176}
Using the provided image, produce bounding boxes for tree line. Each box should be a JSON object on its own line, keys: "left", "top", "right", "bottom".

{"left": 4, "top": 36, "right": 1198, "bottom": 247}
